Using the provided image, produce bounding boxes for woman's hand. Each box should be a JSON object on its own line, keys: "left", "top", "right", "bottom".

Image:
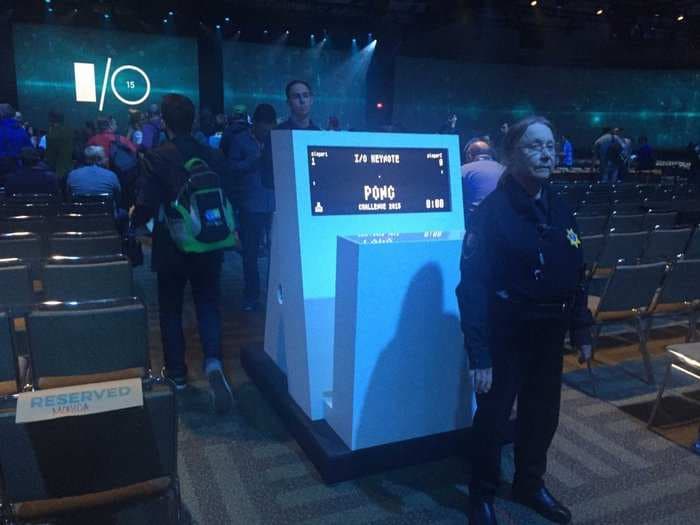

{"left": 470, "top": 368, "right": 493, "bottom": 394}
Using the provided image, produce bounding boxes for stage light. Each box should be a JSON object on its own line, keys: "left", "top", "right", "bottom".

{"left": 225, "top": 17, "right": 230, "bottom": 22}
{"left": 216, "top": 24, "right": 221, "bottom": 29}
{"left": 286, "top": 30, "right": 290, "bottom": 34}
{"left": 163, "top": 18, "right": 167, "bottom": 23}
{"left": 376, "top": 102, "right": 384, "bottom": 109}
{"left": 48, "top": 7, "right": 53, "bottom": 12}
{"left": 264, "top": 29, "right": 269, "bottom": 34}
{"left": 104, "top": 13, "right": 110, "bottom": 20}
{"left": 44, "top": 0, "right": 51, "bottom": 4}
{"left": 677, "top": 15, "right": 685, "bottom": 22}
{"left": 596, "top": 9, "right": 604, "bottom": 16}
{"left": 530, "top": 0, "right": 537, "bottom": 6}
{"left": 168, "top": 11, "right": 174, "bottom": 16}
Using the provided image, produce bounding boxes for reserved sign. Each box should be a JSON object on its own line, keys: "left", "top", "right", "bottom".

{"left": 16, "top": 378, "right": 143, "bottom": 423}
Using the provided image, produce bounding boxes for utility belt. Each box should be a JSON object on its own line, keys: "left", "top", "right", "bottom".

{"left": 493, "top": 290, "right": 573, "bottom": 320}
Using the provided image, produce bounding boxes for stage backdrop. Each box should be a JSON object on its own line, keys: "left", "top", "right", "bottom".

{"left": 223, "top": 41, "right": 370, "bottom": 131}
{"left": 13, "top": 23, "right": 199, "bottom": 130}
{"left": 393, "top": 56, "right": 700, "bottom": 150}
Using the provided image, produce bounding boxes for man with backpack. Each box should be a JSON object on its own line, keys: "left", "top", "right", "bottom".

{"left": 133, "top": 94, "right": 236, "bottom": 414}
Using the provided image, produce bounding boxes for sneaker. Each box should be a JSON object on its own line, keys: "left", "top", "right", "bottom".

{"left": 162, "top": 368, "right": 187, "bottom": 391}
{"left": 206, "top": 362, "right": 234, "bottom": 414}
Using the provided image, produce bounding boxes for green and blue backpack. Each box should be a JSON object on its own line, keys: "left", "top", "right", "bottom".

{"left": 162, "top": 157, "right": 238, "bottom": 253}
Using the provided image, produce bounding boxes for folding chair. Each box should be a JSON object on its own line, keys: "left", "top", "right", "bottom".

{"left": 647, "top": 342, "right": 700, "bottom": 429}
{"left": 595, "top": 231, "right": 648, "bottom": 270}
{"left": 0, "top": 310, "right": 18, "bottom": 396}
{"left": 640, "top": 228, "right": 692, "bottom": 263}
{"left": 48, "top": 231, "right": 122, "bottom": 258}
{"left": 0, "top": 382, "right": 179, "bottom": 524}
{"left": 27, "top": 297, "right": 148, "bottom": 389}
{"left": 609, "top": 213, "right": 645, "bottom": 233}
{"left": 42, "top": 255, "right": 132, "bottom": 302}
{"left": 646, "top": 258, "right": 700, "bottom": 343}
{"left": 576, "top": 215, "right": 608, "bottom": 236}
{"left": 0, "top": 258, "right": 34, "bottom": 314}
{"left": 589, "top": 261, "right": 668, "bottom": 384}
{"left": 52, "top": 213, "right": 116, "bottom": 234}
{"left": 642, "top": 211, "right": 678, "bottom": 230}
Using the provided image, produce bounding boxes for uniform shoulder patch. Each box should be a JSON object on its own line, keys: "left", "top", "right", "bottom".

{"left": 566, "top": 228, "right": 581, "bottom": 248}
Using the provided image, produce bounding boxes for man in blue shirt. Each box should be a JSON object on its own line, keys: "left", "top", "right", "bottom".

{"left": 461, "top": 140, "right": 505, "bottom": 223}
{"left": 66, "top": 145, "right": 122, "bottom": 203}
{"left": 0, "top": 103, "right": 32, "bottom": 180}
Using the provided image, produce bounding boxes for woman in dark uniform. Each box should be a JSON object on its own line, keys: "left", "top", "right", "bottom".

{"left": 457, "top": 116, "right": 593, "bottom": 525}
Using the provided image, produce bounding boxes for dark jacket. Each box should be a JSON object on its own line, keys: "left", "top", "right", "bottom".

{"left": 134, "top": 135, "right": 231, "bottom": 272}
{"left": 4, "top": 163, "right": 60, "bottom": 196}
{"left": 456, "top": 173, "right": 592, "bottom": 369}
{"left": 45, "top": 124, "right": 74, "bottom": 179}
{"left": 260, "top": 118, "right": 320, "bottom": 190}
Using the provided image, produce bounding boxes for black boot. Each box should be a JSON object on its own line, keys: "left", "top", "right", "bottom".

{"left": 512, "top": 486, "right": 571, "bottom": 524}
{"left": 468, "top": 495, "right": 498, "bottom": 525}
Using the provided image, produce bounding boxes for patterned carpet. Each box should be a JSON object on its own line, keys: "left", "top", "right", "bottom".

{"left": 133, "top": 249, "right": 700, "bottom": 524}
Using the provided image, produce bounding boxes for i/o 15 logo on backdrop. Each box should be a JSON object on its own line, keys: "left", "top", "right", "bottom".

{"left": 73, "top": 57, "right": 151, "bottom": 111}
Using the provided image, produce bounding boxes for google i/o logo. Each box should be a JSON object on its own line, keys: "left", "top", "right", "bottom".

{"left": 73, "top": 57, "right": 151, "bottom": 111}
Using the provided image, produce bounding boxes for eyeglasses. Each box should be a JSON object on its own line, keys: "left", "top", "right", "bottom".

{"left": 522, "top": 142, "right": 556, "bottom": 154}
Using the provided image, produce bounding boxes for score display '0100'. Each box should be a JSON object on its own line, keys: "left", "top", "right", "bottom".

{"left": 308, "top": 146, "right": 452, "bottom": 216}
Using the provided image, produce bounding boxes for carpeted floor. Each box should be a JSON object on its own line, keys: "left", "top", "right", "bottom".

{"left": 134, "top": 249, "right": 700, "bottom": 524}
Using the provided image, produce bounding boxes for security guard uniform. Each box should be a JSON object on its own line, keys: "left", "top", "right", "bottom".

{"left": 456, "top": 172, "right": 592, "bottom": 500}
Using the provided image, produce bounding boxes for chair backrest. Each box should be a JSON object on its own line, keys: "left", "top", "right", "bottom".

{"left": 0, "top": 201, "right": 56, "bottom": 218}
{"left": 597, "top": 231, "right": 648, "bottom": 268}
{"left": 581, "top": 234, "right": 605, "bottom": 269}
{"left": 0, "top": 258, "right": 33, "bottom": 310}
{"left": 582, "top": 192, "right": 611, "bottom": 205}
{"left": 609, "top": 213, "right": 645, "bottom": 233}
{"left": 0, "top": 216, "right": 48, "bottom": 236}
{"left": 642, "top": 211, "right": 678, "bottom": 230}
{"left": 596, "top": 262, "right": 667, "bottom": 314}
{"left": 61, "top": 200, "right": 115, "bottom": 216}
{"left": 687, "top": 228, "right": 700, "bottom": 259}
{"left": 28, "top": 298, "right": 148, "bottom": 388}
{"left": 656, "top": 258, "right": 700, "bottom": 305}
{"left": 52, "top": 213, "right": 116, "bottom": 234}
{"left": 612, "top": 203, "right": 643, "bottom": 214}
{"left": 42, "top": 256, "right": 132, "bottom": 302}
{"left": 0, "top": 232, "right": 42, "bottom": 260}
{"left": 48, "top": 232, "right": 122, "bottom": 258}
{"left": 576, "top": 215, "right": 608, "bottom": 236}
{"left": 641, "top": 228, "right": 692, "bottom": 263}
{"left": 575, "top": 204, "right": 611, "bottom": 217}
{"left": 0, "top": 384, "right": 176, "bottom": 515}
{"left": 0, "top": 311, "right": 18, "bottom": 395}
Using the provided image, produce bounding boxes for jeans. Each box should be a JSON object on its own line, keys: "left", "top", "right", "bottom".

{"left": 239, "top": 210, "right": 271, "bottom": 303}
{"left": 157, "top": 253, "right": 223, "bottom": 377}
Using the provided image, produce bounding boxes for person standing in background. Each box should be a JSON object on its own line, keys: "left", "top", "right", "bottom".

{"left": 45, "top": 110, "right": 74, "bottom": 182}
{"left": 560, "top": 135, "right": 573, "bottom": 168}
{"left": 0, "top": 103, "right": 32, "bottom": 181}
{"left": 461, "top": 140, "right": 505, "bottom": 222}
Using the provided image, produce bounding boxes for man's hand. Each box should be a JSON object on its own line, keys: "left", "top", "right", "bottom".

{"left": 470, "top": 368, "right": 493, "bottom": 394}
{"left": 578, "top": 344, "right": 593, "bottom": 364}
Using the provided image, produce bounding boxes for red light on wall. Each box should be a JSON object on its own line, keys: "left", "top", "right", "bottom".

{"left": 376, "top": 102, "right": 384, "bottom": 109}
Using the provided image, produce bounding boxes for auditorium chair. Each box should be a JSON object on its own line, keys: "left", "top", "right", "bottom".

{"left": 0, "top": 382, "right": 179, "bottom": 524}
{"left": 595, "top": 231, "right": 648, "bottom": 270}
{"left": 589, "top": 261, "right": 668, "bottom": 385}
{"left": 645, "top": 257, "right": 700, "bottom": 343}
{"left": 61, "top": 200, "right": 115, "bottom": 217}
{"left": 683, "top": 228, "right": 700, "bottom": 259}
{"left": 608, "top": 213, "right": 646, "bottom": 233}
{"left": 0, "top": 216, "right": 48, "bottom": 238}
{"left": 0, "top": 310, "right": 18, "bottom": 397}
{"left": 576, "top": 215, "right": 608, "bottom": 236}
{"left": 640, "top": 228, "right": 692, "bottom": 263}
{"left": 41, "top": 255, "right": 132, "bottom": 303}
{"left": 611, "top": 203, "right": 644, "bottom": 215}
{"left": 52, "top": 213, "right": 116, "bottom": 234}
{"left": 0, "top": 231, "right": 43, "bottom": 267}
{"left": 642, "top": 211, "right": 678, "bottom": 230}
{"left": 27, "top": 297, "right": 148, "bottom": 389}
{"left": 647, "top": 342, "right": 700, "bottom": 429}
{"left": 0, "top": 258, "right": 34, "bottom": 314}
{"left": 575, "top": 204, "right": 611, "bottom": 217}
{"left": 48, "top": 231, "right": 122, "bottom": 258}
{"left": 581, "top": 234, "right": 605, "bottom": 276}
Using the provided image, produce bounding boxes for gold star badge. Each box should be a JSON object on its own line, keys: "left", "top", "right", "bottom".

{"left": 566, "top": 228, "right": 581, "bottom": 248}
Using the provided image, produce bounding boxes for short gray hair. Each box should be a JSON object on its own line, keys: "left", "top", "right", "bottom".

{"left": 84, "top": 145, "right": 107, "bottom": 164}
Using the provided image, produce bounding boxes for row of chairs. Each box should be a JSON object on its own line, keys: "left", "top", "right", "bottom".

{"left": 0, "top": 300, "right": 180, "bottom": 523}
{"left": 582, "top": 227, "right": 700, "bottom": 272}
{"left": 577, "top": 211, "right": 678, "bottom": 235}
{"left": 0, "top": 192, "right": 115, "bottom": 217}
{"left": 0, "top": 230, "right": 122, "bottom": 260}
{"left": 588, "top": 257, "right": 700, "bottom": 385}
{"left": 0, "top": 213, "right": 117, "bottom": 237}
